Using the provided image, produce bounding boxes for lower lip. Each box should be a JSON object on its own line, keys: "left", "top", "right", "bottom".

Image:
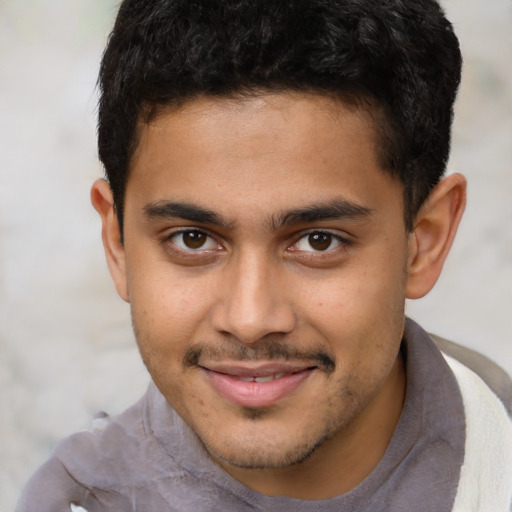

{"left": 203, "top": 368, "right": 314, "bottom": 408}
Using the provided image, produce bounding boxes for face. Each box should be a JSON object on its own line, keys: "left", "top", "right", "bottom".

{"left": 118, "top": 93, "right": 409, "bottom": 470}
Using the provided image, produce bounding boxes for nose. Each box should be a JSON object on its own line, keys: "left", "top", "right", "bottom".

{"left": 211, "top": 252, "right": 296, "bottom": 344}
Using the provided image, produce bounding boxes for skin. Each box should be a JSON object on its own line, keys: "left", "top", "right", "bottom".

{"left": 92, "top": 92, "right": 466, "bottom": 499}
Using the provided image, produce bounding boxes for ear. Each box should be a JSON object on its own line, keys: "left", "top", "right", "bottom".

{"left": 90, "top": 179, "right": 129, "bottom": 302}
{"left": 406, "top": 173, "right": 466, "bottom": 299}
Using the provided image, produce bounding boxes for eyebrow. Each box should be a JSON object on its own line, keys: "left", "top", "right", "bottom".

{"left": 144, "top": 201, "right": 233, "bottom": 228}
{"left": 270, "top": 198, "right": 374, "bottom": 230}
{"left": 143, "top": 198, "right": 373, "bottom": 230}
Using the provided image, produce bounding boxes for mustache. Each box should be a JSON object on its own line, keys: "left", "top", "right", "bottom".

{"left": 183, "top": 339, "right": 336, "bottom": 374}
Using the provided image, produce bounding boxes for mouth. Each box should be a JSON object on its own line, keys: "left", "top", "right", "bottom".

{"left": 237, "top": 372, "right": 292, "bottom": 383}
{"left": 200, "top": 362, "right": 316, "bottom": 409}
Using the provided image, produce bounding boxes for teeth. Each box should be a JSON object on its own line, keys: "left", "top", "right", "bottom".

{"left": 240, "top": 372, "right": 287, "bottom": 383}
{"left": 254, "top": 375, "right": 275, "bottom": 383}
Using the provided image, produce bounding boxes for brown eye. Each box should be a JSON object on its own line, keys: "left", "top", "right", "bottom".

{"left": 308, "top": 232, "right": 332, "bottom": 251}
{"left": 171, "top": 230, "right": 219, "bottom": 251}
{"left": 182, "top": 231, "right": 207, "bottom": 249}
{"left": 293, "top": 231, "right": 343, "bottom": 252}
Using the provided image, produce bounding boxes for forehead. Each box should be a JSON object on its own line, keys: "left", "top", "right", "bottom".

{"left": 126, "top": 92, "right": 402, "bottom": 224}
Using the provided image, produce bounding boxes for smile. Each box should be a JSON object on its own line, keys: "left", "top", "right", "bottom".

{"left": 238, "top": 373, "right": 288, "bottom": 383}
{"left": 201, "top": 363, "right": 316, "bottom": 409}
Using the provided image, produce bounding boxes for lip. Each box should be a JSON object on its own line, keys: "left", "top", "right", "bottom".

{"left": 201, "top": 362, "right": 315, "bottom": 408}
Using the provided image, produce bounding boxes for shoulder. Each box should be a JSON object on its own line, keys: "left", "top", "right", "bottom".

{"left": 414, "top": 327, "right": 512, "bottom": 509}
{"left": 430, "top": 332, "right": 512, "bottom": 415}
{"left": 15, "top": 391, "right": 154, "bottom": 512}
{"left": 16, "top": 383, "right": 213, "bottom": 511}
{"left": 439, "top": 348, "right": 512, "bottom": 511}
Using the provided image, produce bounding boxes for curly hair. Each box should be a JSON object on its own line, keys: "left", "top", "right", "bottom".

{"left": 98, "top": 0, "right": 462, "bottom": 232}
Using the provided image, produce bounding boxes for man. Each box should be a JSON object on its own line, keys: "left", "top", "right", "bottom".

{"left": 16, "top": 0, "right": 512, "bottom": 510}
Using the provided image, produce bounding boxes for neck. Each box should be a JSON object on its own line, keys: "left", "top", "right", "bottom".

{"left": 218, "top": 353, "right": 406, "bottom": 499}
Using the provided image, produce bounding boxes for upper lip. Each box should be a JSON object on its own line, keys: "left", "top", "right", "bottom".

{"left": 200, "top": 361, "right": 316, "bottom": 378}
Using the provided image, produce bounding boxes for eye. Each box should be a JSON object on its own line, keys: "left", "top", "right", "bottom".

{"left": 170, "top": 229, "right": 220, "bottom": 251}
{"left": 293, "top": 231, "right": 344, "bottom": 252}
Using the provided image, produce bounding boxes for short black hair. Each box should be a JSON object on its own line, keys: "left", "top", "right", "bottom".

{"left": 98, "top": 0, "right": 462, "bottom": 232}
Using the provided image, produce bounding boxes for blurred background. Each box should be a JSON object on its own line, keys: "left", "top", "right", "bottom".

{"left": 0, "top": 0, "right": 511, "bottom": 509}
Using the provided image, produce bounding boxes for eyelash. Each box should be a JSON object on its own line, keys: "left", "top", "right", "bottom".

{"left": 287, "top": 230, "right": 352, "bottom": 259}
{"left": 160, "top": 228, "right": 352, "bottom": 261}
{"left": 162, "top": 228, "right": 222, "bottom": 255}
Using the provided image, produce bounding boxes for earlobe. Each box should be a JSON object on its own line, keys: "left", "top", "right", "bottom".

{"left": 90, "top": 179, "right": 129, "bottom": 302}
{"left": 406, "top": 173, "right": 467, "bottom": 299}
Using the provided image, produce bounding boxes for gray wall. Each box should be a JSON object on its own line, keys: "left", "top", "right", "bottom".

{"left": 1, "top": 0, "right": 511, "bottom": 509}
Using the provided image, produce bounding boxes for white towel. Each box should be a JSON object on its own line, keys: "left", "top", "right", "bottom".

{"left": 444, "top": 354, "right": 512, "bottom": 511}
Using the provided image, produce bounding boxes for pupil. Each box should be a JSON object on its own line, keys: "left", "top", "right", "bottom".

{"left": 309, "top": 233, "right": 331, "bottom": 251}
{"left": 183, "top": 231, "right": 206, "bottom": 249}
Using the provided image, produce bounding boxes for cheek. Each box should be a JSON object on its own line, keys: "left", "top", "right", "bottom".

{"left": 128, "top": 277, "right": 213, "bottom": 408}
{"left": 299, "top": 261, "right": 405, "bottom": 330}
{"left": 295, "top": 246, "right": 407, "bottom": 368}
{"left": 127, "top": 263, "right": 217, "bottom": 361}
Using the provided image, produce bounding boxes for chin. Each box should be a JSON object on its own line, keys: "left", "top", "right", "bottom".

{"left": 201, "top": 418, "right": 335, "bottom": 470}
{"left": 211, "top": 442, "right": 321, "bottom": 470}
